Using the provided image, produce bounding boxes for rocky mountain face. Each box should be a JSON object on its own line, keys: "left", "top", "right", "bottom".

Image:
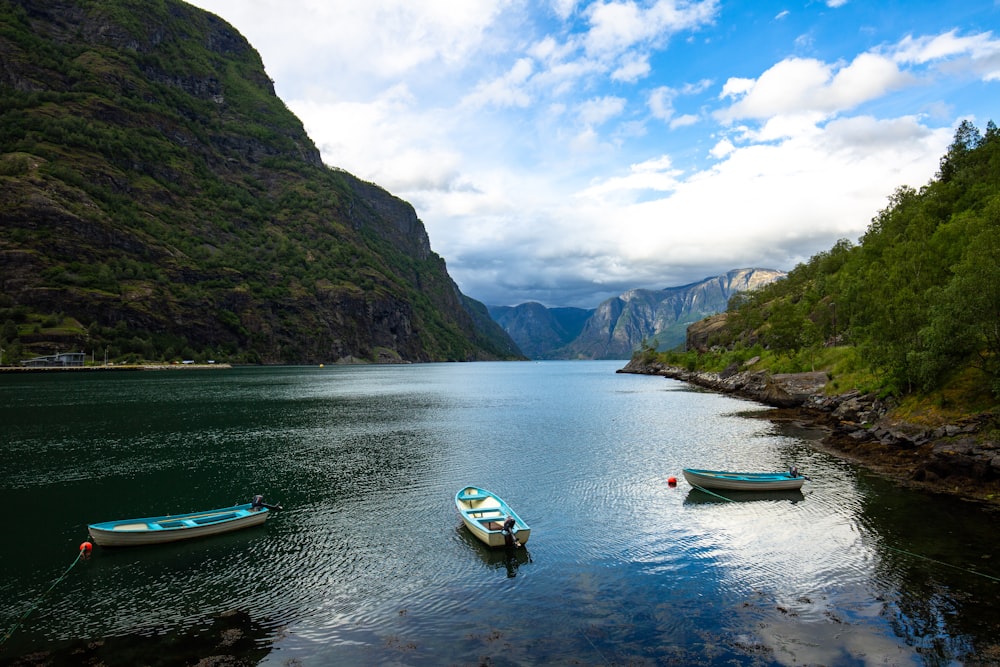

{"left": 492, "top": 269, "right": 785, "bottom": 359}
{"left": 487, "top": 303, "right": 593, "bottom": 360}
{"left": 0, "top": 0, "right": 520, "bottom": 364}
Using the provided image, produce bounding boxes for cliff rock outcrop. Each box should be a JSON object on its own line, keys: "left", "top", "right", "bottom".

{"left": 0, "top": 0, "right": 520, "bottom": 364}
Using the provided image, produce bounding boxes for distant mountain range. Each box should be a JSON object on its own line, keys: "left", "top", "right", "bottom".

{"left": 489, "top": 268, "right": 786, "bottom": 359}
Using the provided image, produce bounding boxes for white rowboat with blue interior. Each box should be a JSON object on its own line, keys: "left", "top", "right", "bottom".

{"left": 682, "top": 468, "right": 806, "bottom": 492}
{"left": 455, "top": 486, "right": 530, "bottom": 548}
{"left": 88, "top": 498, "right": 278, "bottom": 547}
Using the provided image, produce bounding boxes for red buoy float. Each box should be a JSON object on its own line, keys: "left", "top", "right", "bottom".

{"left": 667, "top": 476, "right": 677, "bottom": 487}
{"left": 79, "top": 541, "right": 93, "bottom": 554}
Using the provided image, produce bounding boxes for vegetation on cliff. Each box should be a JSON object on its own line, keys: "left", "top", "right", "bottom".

{"left": 638, "top": 120, "right": 1000, "bottom": 417}
{"left": 0, "top": 0, "right": 521, "bottom": 364}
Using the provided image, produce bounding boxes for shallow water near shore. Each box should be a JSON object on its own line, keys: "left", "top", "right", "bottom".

{"left": 2, "top": 361, "right": 999, "bottom": 665}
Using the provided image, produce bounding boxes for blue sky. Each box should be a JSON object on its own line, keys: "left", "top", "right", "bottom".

{"left": 188, "top": 0, "right": 1000, "bottom": 308}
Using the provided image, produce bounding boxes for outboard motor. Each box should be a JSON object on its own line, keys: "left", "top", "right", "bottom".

{"left": 502, "top": 516, "right": 520, "bottom": 548}
{"left": 251, "top": 494, "right": 282, "bottom": 511}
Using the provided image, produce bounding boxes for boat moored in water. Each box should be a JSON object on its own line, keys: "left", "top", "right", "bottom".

{"left": 87, "top": 496, "right": 279, "bottom": 547}
{"left": 455, "top": 486, "right": 530, "bottom": 549}
{"left": 682, "top": 468, "right": 806, "bottom": 492}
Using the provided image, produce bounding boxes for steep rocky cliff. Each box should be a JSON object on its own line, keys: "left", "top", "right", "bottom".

{"left": 0, "top": 0, "right": 521, "bottom": 364}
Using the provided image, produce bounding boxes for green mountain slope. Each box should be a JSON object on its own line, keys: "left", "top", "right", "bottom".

{"left": 0, "top": 0, "right": 522, "bottom": 364}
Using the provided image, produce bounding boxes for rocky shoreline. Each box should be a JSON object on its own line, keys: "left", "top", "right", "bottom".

{"left": 618, "top": 358, "right": 1000, "bottom": 508}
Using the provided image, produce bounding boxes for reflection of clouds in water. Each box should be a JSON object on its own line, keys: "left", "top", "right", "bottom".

{"left": 682, "top": 482, "right": 923, "bottom": 664}
{"left": 739, "top": 594, "right": 917, "bottom": 667}
{"left": 6, "top": 362, "right": 998, "bottom": 666}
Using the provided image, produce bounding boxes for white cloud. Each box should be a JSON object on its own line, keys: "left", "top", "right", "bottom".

{"left": 551, "top": 0, "right": 580, "bottom": 20}
{"left": 578, "top": 96, "right": 628, "bottom": 125}
{"left": 462, "top": 58, "right": 535, "bottom": 109}
{"left": 612, "top": 54, "right": 652, "bottom": 82}
{"left": 595, "top": 116, "right": 951, "bottom": 267}
{"left": 648, "top": 80, "right": 710, "bottom": 124}
{"left": 709, "top": 137, "right": 735, "bottom": 158}
{"left": 583, "top": 0, "right": 719, "bottom": 57}
{"left": 894, "top": 30, "right": 992, "bottom": 64}
{"left": 195, "top": 0, "right": 511, "bottom": 99}
{"left": 186, "top": 1, "right": 995, "bottom": 308}
{"left": 648, "top": 86, "right": 678, "bottom": 121}
{"left": 717, "top": 53, "right": 912, "bottom": 123}
{"left": 670, "top": 113, "right": 699, "bottom": 128}
{"left": 578, "top": 154, "right": 682, "bottom": 200}
{"left": 893, "top": 29, "right": 1000, "bottom": 81}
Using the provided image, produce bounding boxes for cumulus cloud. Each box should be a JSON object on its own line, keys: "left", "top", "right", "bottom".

{"left": 716, "top": 53, "right": 912, "bottom": 123}
{"left": 892, "top": 29, "right": 1000, "bottom": 80}
{"left": 583, "top": 0, "right": 719, "bottom": 57}
{"left": 612, "top": 54, "right": 652, "bottom": 82}
{"left": 187, "top": 1, "right": 996, "bottom": 308}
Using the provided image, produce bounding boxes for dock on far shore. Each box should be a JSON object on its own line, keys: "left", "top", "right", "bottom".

{"left": 0, "top": 363, "right": 232, "bottom": 372}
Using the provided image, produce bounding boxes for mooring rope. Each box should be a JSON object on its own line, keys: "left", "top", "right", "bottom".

{"left": 579, "top": 627, "right": 612, "bottom": 667}
{"left": 691, "top": 484, "right": 735, "bottom": 502}
{"left": 0, "top": 546, "right": 89, "bottom": 646}
{"left": 884, "top": 545, "right": 1000, "bottom": 583}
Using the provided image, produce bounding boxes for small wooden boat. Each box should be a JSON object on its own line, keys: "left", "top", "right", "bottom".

{"left": 455, "top": 486, "right": 530, "bottom": 549}
{"left": 88, "top": 497, "right": 278, "bottom": 547}
{"left": 682, "top": 468, "right": 805, "bottom": 491}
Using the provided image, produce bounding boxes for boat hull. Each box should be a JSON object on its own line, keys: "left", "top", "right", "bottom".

{"left": 455, "top": 486, "right": 530, "bottom": 548}
{"left": 88, "top": 503, "right": 270, "bottom": 547}
{"left": 682, "top": 468, "right": 805, "bottom": 491}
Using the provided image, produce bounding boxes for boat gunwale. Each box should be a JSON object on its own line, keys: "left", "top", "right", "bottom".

{"left": 455, "top": 486, "right": 531, "bottom": 548}
{"left": 87, "top": 503, "right": 270, "bottom": 546}
{"left": 682, "top": 468, "right": 805, "bottom": 491}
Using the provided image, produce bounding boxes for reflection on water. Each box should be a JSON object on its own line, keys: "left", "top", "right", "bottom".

{"left": 2, "top": 362, "right": 1000, "bottom": 665}
{"left": 455, "top": 526, "right": 533, "bottom": 578}
{"left": 684, "top": 487, "right": 807, "bottom": 504}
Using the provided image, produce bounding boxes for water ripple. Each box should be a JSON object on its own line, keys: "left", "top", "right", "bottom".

{"left": 4, "top": 363, "right": 1000, "bottom": 666}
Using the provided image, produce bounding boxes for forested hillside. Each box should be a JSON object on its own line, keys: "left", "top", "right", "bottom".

{"left": 655, "top": 120, "right": 1000, "bottom": 403}
{"left": 0, "top": 0, "right": 521, "bottom": 364}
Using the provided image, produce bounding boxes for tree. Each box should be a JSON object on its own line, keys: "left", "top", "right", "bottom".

{"left": 926, "top": 201, "right": 1000, "bottom": 395}
{"left": 938, "top": 119, "right": 982, "bottom": 183}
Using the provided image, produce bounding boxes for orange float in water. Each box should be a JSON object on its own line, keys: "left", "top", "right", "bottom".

{"left": 79, "top": 541, "right": 93, "bottom": 554}
{"left": 667, "top": 476, "right": 678, "bottom": 487}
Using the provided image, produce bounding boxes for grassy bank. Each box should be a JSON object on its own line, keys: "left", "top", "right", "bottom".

{"left": 643, "top": 344, "right": 998, "bottom": 428}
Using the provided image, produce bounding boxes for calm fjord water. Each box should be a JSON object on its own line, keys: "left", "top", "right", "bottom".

{"left": 2, "top": 361, "right": 999, "bottom": 665}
